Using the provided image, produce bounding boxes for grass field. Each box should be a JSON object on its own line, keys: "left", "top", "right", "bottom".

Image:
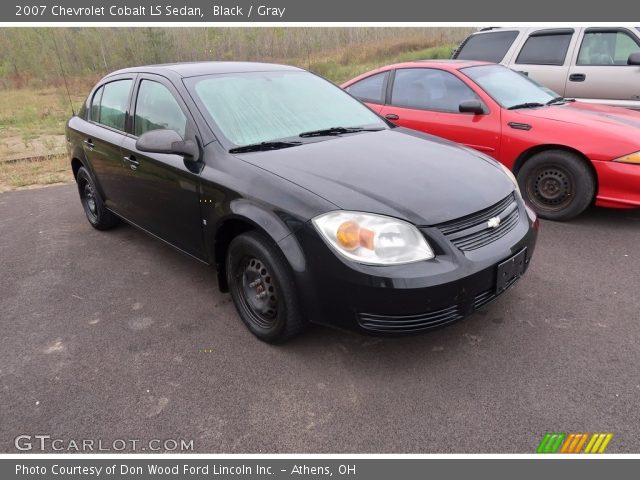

{"left": 0, "top": 29, "right": 466, "bottom": 191}
{"left": 0, "top": 155, "right": 72, "bottom": 193}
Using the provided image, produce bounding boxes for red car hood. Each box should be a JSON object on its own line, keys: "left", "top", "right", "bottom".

{"left": 515, "top": 101, "right": 640, "bottom": 130}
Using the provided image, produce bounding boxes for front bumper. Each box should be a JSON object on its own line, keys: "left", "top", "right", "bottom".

{"left": 289, "top": 198, "right": 539, "bottom": 334}
{"left": 593, "top": 160, "right": 640, "bottom": 209}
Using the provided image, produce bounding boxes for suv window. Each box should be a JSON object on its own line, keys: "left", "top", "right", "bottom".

{"left": 577, "top": 31, "right": 640, "bottom": 65}
{"left": 97, "top": 80, "right": 132, "bottom": 131}
{"left": 455, "top": 31, "right": 519, "bottom": 63}
{"left": 345, "top": 72, "right": 387, "bottom": 104}
{"left": 516, "top": 33, "right": 573, "bottom": 66}
{"left": 391, "top": 68, "right": 480, "bottom": 113}
{"left": 134, "top": 80, "right": 187, "bottom": 138}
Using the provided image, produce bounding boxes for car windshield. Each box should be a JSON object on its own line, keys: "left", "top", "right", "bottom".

{"left": 461, "top": 64, "right": 559, "bottom": 109}
{"left": 186, "top": 70, "right": 386, "bottom": 148}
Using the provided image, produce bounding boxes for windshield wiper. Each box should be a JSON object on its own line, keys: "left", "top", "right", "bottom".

{"left": 299, "top": 126, "right": 384, "bottom": 138}
{"left": 507, "top": 102, "right": 545, "bottom": 110}
{"left": 546, "top": 96, "right": 575, "bottom": 106}
{"left": 229, "top": 140, "right": 302, "bottom": 154}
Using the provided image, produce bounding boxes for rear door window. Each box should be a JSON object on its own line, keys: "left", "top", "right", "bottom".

{"left": 516, "top": 32, "right": 573, "bottom": 66}
{"left": 97, "top": 79, "right": 132, "bottom": 131}
{"left": 455, "top": 31, "right": 519, "bottom": 63}
{"left": 577, "top": 30, "right": 640, "bottom": 65}
{"left": 345, "top": 72, "right": 387, "bottom": 104}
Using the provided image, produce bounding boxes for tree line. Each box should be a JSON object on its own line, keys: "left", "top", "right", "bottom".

{"left": 0, "top": 27, "right": 471, "bottom": 88}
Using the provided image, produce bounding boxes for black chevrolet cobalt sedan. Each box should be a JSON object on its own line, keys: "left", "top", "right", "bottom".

{"left": 66, "top": 62, "right": 538, "bottom": 343}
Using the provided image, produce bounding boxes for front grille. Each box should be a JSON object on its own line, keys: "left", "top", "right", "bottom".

{"left": 357, "top": 305, "right": 463, "bottom": 333}
{"left": 436, "top": 193, "right": 519, "bottom": 251}
{"left": 473, "top": 288, "right": 497, "bottom": 309}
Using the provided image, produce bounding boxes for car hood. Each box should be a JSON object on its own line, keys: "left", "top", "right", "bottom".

{"left": 233, "top": 128, "right": 514, "bottom": 225}
{"left": 515, "top": 101, "right": 640, "bottom": 131}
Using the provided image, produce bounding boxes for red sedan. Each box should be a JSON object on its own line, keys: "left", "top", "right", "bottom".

{"left": 342, "top": 60, "right": 640, "bottom": 220}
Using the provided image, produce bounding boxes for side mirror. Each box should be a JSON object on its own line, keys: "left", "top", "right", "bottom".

{"left": 627, "top": 52, "right": 640, "bottom": 65}
{"left": 459, "top": 99, "right": 486, "bottom": 115}
{"left": 136, "top": 129, "right": 199, "bottom": 160}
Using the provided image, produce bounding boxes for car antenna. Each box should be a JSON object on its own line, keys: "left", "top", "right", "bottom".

{"left": 52, "top": 32, "right": 75, "bottom": 116}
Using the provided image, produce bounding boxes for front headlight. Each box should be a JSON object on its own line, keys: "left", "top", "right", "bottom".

{"left": 499, "top": 162, "right": 521, "bottom": 195}
{"left": 613, "top": 151, "right": 640, "bottom": 164}
{"left": 312, "top": 211, "right": 434, "bottom": 265}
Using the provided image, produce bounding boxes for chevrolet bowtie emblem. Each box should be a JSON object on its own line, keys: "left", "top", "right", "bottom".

{"left": 487, "top": 216, "right": 501, "bottom": 229}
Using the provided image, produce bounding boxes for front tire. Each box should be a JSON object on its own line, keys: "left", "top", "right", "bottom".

{"left": 76, "top": 167, "right": 119, "bottom": 230}
{"left": 226, "top": 231, "right": 306, "bottom": 343}
{"left": 517, "top": 150, "right": 595, "bottom": 221}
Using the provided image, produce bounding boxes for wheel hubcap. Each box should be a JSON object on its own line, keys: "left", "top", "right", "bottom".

{"left": 239, "top": 257, "right": 278, "bottom": 327}
{"left": 528, "top": 166, "right": 574, "bottom": 210}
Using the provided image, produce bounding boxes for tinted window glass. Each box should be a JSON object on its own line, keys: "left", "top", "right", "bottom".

{"left": 345, "top": 72, "right": 386, "bottom": 104}
{"left": 135, "top": 81, "right": 187, "bottom": 138}
{"left": 455, "top": 31, "right": 519, "bottom": 62}
{"left": 90, "top": 86, "right": 103, "bottom": 122}
{"left": 516, "top": 33, "right": 572, "bottom": 65}
{"left": 391, "top": 68, "right": 480, "bottom": 113}
{"left": 577, "top": 31, "right": 640, "bottom": 65}
{"left": 99, "top": 80, "right": 132, "bottom": 131}
{"left": 463, "top": 64, "right": 557, "bottom": 109}
{"left": 187, "top": 71, "right": 385, "bottom": 147}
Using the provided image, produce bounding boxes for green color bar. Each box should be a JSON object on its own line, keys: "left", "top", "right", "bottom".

{"left": 549, "top": 433, "right": 566, "bottom": 453}
{"left": 537, "top": 433, "right": 553, "bottom": 453}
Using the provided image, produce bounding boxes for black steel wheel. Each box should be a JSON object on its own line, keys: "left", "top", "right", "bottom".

{"left": 237, "top": 256, "right": 279, "bottom": 329}
{"left": 226, "top": 231, "right": 305, "bottom": 343}
{"left": 517, "top": 150, "right": 595, "bottom": 221}
{"left": 76, "top": 166, "right": 119, "bottom": 230}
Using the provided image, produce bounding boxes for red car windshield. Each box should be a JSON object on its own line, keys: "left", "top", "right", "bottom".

{"left": 461, "top": 64, "right": 559, "bottom": 109}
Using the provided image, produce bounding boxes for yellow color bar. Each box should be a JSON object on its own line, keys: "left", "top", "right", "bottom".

{"left": 591, "top": 434, "right": 606, "bottom": 453}
{"left": 584, "top": 434, "right": 598, "bottom": 453}
{"left": 598, "top": 434, "right": 613, "bottom": 453}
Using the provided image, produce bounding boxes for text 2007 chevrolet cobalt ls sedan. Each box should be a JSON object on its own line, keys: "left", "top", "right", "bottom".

{"left": 66, "top": 62, "right": 538, "bottom": 343}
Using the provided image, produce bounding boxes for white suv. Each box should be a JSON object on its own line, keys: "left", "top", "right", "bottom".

{"left": 453, "top": 27, "right": 640, "bottom": 109}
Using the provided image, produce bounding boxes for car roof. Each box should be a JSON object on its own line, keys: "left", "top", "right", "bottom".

{"left": 105, "top": 61, "right": 304, "bottom": 79}
{"left": 386, "top": 59, "right": 493, "bottom": 70}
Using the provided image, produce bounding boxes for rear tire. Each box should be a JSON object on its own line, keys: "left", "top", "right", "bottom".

{"left": 517, "top": 150, "right": 595, "bottom": 221}
{"left": 226, "top": 231, "right": 306, "bottom": 343}
{"left": 76, "top": 167, "right": 119, "bottom": 230}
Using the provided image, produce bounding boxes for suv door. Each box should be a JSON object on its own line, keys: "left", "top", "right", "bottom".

{"left": 565, "top": 27, "right": 640, "bottom": 108}
{"left": 379, "top": 68, "right": 501, "bottom": 156}
{"left": 507, "top": 28, "right": 578, "bottom": 96}
{"left": 120, "top": 75, "right": 206, "bottom": 259}
{"left": 83, "top": 76, "right": 134, "bottom": 212}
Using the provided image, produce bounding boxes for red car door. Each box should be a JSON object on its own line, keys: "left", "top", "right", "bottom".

{"left": 379, "top": 68, "right": 502, "bottom": 157}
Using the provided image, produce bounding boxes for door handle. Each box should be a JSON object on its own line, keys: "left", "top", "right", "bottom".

{"left": 518, "top": 70, "right": 529, "bottom": 76}
{"left": 385, "top": 113, "right": 400, "bottom": 121}
{"left": 83, "top": 139, "right": 95, "bottom": 149}
{"left": 569, "top": 73, "right": 586, "bottom": 82}
{"left": 123, "top": 155, "right": 140, "bottom": 170}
